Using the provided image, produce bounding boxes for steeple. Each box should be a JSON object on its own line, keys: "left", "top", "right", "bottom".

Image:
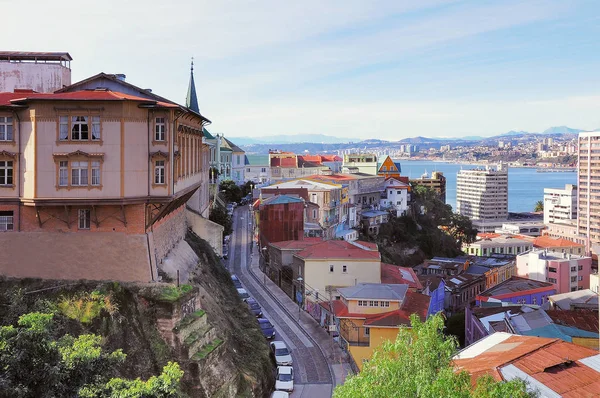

{"left": 186, "top": 57, "right": 200, "bottom": 113}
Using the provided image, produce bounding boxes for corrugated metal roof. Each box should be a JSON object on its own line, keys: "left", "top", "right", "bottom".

{"left": 338, "top": 283, "right": 408, "bottom": 301}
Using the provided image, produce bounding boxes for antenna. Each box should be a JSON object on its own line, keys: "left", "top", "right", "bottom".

{"left": 191, "top": 56, "right": 194, "bottom": 71}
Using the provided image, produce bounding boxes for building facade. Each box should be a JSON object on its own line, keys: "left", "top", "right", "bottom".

{"left": 409, "top": 171, "right": 446, "bottom": 203}
{"left": 577, "top": 131, "right": 600, "bottom": 254}
{"left": 476, "top": 276, "right": 556, "bottom": 306}
{"left": 380, "top": 177, "right": 410, "bottom": 216}
{"left": 456, "top": 164, "right": 508, "bottom": 232}
{"left": 342, "top": 153, "right": 378, "bottom": 175}
{"left": 516, "top": 249, "right": 593, "bottom": 294}
{"left": 245, "top": 155, "right": 270, "bottom": 184}
{"left": 544, "top": 184, "right": 577, "bottom": 224}
{"left": 0, "top": 52, "right": 72, "bottom": 93}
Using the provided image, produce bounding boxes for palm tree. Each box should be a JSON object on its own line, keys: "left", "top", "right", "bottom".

{"left": 534, "top": 200, "right": 544, "bottom": 212}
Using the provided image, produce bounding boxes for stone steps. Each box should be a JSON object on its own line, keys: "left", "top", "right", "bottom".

{"left": 191, "top": 338, "right": 224, "bottom": 361}
{"left": 184, "top": 325, "right": 218, "bottom": 359}
{"left": 173, "top": 310, "right": 207, "bottom": 342}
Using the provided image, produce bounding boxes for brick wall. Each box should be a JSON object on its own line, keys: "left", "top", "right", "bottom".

{"left": 151, "top": 204, "right": 188, "bottom": 265}
{"left": 18, "top": 204, "right": 146, "bottom": 234}
{"left": 0, "top": 204, "right": 19, "bottom": 231}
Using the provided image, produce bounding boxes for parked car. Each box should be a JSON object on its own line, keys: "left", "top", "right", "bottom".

{"left": 258, "top": 318, "right": 275, "bottom": 339}
{"left": 275, "top": 366, "right": 294, "bottom": 392}
{"left": 222, "top": 246, "right": 229, "bottom": 260}
{"left": 237, "top": 288, "right": 250, "bottom": 302}
{"left": 231, "top": 274, "right": 242, "bottom": 289}
{"left": 270, "top": 391, "right": 289, "bottom": 398}
{"left": 226, "top": 203, "right": 234, "bottom": 215}
{"left": 270, "top": 341, "right": 292, "bottom": 366}
{"left": 246, "top": 297, "right": 262, "bottom": 317}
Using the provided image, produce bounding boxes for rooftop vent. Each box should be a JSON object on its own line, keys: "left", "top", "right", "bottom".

{"left": 115, "top": 74, "right": 126, "bottom": 81}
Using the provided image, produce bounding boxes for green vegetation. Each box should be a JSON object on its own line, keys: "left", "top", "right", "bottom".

{"left": 192, "top": 339, "right": 223, "bottom": 360}
{"left": 174, "top": 310, "right": 206, "bottom": 332}
{"left": 376, "top": 185, "right": 477, "bottom": 266}
{"left": 158, "top": 284, "right": 194, "bottom": 302}
{"left": 58, "top": 290, "right": 118, "bottom": 324}
{"left": 220, "top": 180, "right": 243, "bottom": 204}
{"left": 334, "top": 314, "right": 534, "bottom": 398}
{"left": 0, "top": 312, "right": 183, "bottom": 397}
{"left": 209, "top": 205, "right": 232, "bottom": 236}
{"left": 534, "top": 200, "right": 544, "bottom": 212}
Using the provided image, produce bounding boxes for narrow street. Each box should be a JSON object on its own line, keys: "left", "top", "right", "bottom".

{"left": 229, "top": 205, "right": 344, "bottom": 397}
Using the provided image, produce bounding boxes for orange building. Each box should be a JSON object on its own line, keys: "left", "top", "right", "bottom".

{"left": 0, "top": 67, "right": 216, "bottom": 282}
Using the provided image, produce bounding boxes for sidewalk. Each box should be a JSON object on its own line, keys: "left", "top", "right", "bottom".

{"left": 248, "top": 252, "right": 352, "bottom": 388}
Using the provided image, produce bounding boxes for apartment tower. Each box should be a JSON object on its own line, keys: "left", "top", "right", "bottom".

{"left": 577, "top": 131, "right": 600, "bottom": 254}
{"left": 456, "top": 164, "right": 508, "bottom": 232}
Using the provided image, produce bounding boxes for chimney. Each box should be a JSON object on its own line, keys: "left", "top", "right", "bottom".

{"left": 115, "top": 74, "right": 126, "bottom": 81}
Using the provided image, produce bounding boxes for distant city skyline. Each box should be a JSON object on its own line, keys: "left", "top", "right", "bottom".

{"left": 6, "top": 0, "right": 600, "bottom": 140}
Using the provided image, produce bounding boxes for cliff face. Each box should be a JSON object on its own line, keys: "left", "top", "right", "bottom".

{"left": 0, "top": 232, "right": 274, "bottom": 397}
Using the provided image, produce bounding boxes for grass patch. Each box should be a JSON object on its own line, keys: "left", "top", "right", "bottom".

{"left": 57, "top": 290, "right": 118, "bottom": 324}
{"left": 192, "top": 339, "right": 223, "bottom": 360}
{"left": 174, "top": 310, "right": 206, "bottom": 332}
{"left": 157, "top": 284, "right": 194, "bottom": 302}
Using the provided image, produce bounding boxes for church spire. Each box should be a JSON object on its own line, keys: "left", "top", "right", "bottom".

{"left": 186, "top": 57, "right": 200, "bottom": 113}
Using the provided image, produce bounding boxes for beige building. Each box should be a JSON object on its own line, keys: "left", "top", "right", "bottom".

{"left": 456, "top": 164, "right": 508, "bottom": 232}
{"left": 0, "top": 69, "right": 218, "bottom": 282}
{"left": 342, "top": 153, "right": 378, "bottom": 175}
{"left": 577, "top": 131, "right": 600, "bottom": 254}
{"left": 462, "top": 234, "right": 533, "bottom": 257}
{"left": 0, "top": 51, "right": 72, "bottom": 93}
{"left": 544, "top": 184, "right": 577, "bottom": 224}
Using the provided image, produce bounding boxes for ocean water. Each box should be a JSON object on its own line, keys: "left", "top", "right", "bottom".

{"left": 401, "top": 160, "right": 577, "bottom": 213}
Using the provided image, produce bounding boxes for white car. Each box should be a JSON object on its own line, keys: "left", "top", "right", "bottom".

{"left": 270, "top": 391, "right": 289, "bottom": 398}
{"left": 275, "top": 366, "right": 294, "bottom": 392}
{"left": 237, "top": 288, "right": 250, "bottom": 302}
{"left": 270, "top": 341, "right": 293, "bottom": 366}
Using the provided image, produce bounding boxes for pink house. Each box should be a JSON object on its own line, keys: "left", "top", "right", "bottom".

{"left": 516, "top": 249, "right": 592, "bottom": 294}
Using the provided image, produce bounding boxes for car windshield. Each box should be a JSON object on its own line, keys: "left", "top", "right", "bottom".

{"left": 260, "top": 322, "right": 272, "bottom": 329}
{"left": 275, "top": 348, "right": 289, "bottom": 356}
{"left": 278, "top": 373, "right": 292, "bottom": 382}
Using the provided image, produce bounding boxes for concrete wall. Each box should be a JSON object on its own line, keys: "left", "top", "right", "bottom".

{"left": 186, "top": 208, "right": 223, "bottom": 256}
{"left": 151, "top": 204, "right": 187, "bottom": 266}
{"left": 0, "top": 62, "right": 71, "bottom": 93}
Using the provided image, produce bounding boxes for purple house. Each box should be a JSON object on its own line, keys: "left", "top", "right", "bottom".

{"left": 476, "top": 276, "right": 556, "bottom": 307}
{"left": 420, "top": 275, "right": 446, "bottom": 316}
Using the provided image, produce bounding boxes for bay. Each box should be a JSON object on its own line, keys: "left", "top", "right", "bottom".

{"left": 400, "top": 160, "right": 577, "bottom": 213}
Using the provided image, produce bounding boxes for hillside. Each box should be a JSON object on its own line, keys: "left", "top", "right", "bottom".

{"left": 0, "top": 232, "right": 274, "bottom": 397}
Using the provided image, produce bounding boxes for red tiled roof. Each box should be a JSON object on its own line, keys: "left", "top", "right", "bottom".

{"left": 533, "top": 235, "right": 584, "bottom": 248}
{"left": 270, "top": 156, "right": 297, "bottom": 168}
{"left": 294, "top": 239, "right": 380, "bottom": 260}
{"left": 269, "top": 238, "right": 323, "bottom": 250}
{"left": 381, "top": 263, "right": 423, "bottom": 289}
{"left": 477, "top": 233, "right": 501, "bottom": 239}
{"left": 1, "top": 89, "right": 178, "bottom": 108}
{"left": 454, "top": 334, "right": 600, "bottom": 395}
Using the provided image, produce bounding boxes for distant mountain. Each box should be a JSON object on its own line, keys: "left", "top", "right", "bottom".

{"left": 501, "top": 130, "right": 529, "bottom": 137}
{"left": 398, "top": 136, "right": 441, "bottom": 144}
{"left": 227, "top": 134, "right": 351, "bottom": 145}
{"left": 541, "top": 126, "right": 586, "bottom": 135}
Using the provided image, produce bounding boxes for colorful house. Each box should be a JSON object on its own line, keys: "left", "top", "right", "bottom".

{"left": 330, "top": 283, "right": 430, "bottom": 370}
{"left": 476, "top": 276, "right": 556, "bottom": 306}
{"left": 377, "top": 155, "right": 406, "bottom": 181}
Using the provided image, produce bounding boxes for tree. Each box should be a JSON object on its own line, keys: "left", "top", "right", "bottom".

{"left": 219, "top": 180, "right": 242, "bottom": 204}
{"left": 0, "top": 312, "right": 184, "bottom": 398}
{"left": 534, "top": 200, "right": 544, "bottom": 212}
{"left": 333, "top": 314, "right": 534, "bottom": 398}
{"left": 209, "top": 206, "right": 232, "bottom": 236}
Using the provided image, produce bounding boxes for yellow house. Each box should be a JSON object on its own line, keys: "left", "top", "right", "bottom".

{"left": 331, "top": 283, "right": 431, "bottom": 370}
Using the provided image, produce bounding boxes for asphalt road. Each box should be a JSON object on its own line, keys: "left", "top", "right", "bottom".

{"left": 228, "top": 206, "right": 333, "bottom": 397}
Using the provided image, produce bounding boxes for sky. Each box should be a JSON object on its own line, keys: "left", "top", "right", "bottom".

{"left": 5, "top": 0, "right": 600, "bottom": 140}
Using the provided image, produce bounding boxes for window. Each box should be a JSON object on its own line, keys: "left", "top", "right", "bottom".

{"left": 578, "top": 265, "right": 583, "bottom": 271}
{"left": 59, "top": 161, "right": 68, "bottom": 186}
{"left": 154, "top": 160, "right": 165, "bottom": 184}
{"left": 358, "top": 300, "right": 366, "bottom": 307}
{"left": 571, "top": 266, "right": 576, "bottom": 272}
{"left": 59, "top": 116, "right": 69, "bottom": 140}
{"left": 329, "top": 264, "right": 334, "bottom": 273}
{"left": 578, "top": 276, "right": 583, "bottom": 281}
{"left": 71, "top": 161, "right": 88, "bottom": 186}
{"left": 364, "top": 328, "right": 370, "bottom": 336}
{"left": 91, "top": 161, "right": 101, "bottom": 186}
{"left": 247, "top": 168, "right": 250, "bottom": 172}
{"left": 0, "top": 160, "right": 13, "bottom": 185}
{"left": 261, "top": 167, "right": 266, "bottom": 173}
{"left": 0, "top": 116, "right": 13, "bottom": 141}
{"left": 71, "top": 116, "right": 89, "bottom": 140}
{"left": 548, "top": 267, "right": 557, "bottom": 273}
{"left": 369, "top": 300, "right": 378, "bottom": 307}
{"left": 312, "top": 209, "right": 317, "bottom": 218}
{"left": 548, "top": 278, "right": 557, "bottom": 283}
{"left": 397, "top": 191, "right": 401, "bottom": 194}
{"left": 571, "top": 276, "right": 577, "bottom": 282}
{"left": 0, "top": 211, "right": 13, "bottom": 231}
{"left": 342, "top": 265, "right": 347, "bottom": 273}
{"left": 78, "top": 209, "right": 91, "bottom": 230}
{"left": 380, "top": 301, "right": 390, "bottom": 307}
{"left": 91, "top": 116, "right": 101, "bottom": 140}
{"left": 155, "top": 117, "right": 166, "bottom": 141}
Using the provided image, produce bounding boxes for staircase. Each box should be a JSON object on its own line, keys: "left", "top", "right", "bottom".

{"left": 173, "top": 310, "right": 223, "bottom": 362}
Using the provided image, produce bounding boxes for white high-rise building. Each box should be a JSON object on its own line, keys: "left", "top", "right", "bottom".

{"left": 577, "top": 131, "right": 600, "bottom": 254}
{"left": 543, "top": 184, "right": 577, "bottom": 224}
{"left": 456, "top": 164, "right": 508, "bottom": 232}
